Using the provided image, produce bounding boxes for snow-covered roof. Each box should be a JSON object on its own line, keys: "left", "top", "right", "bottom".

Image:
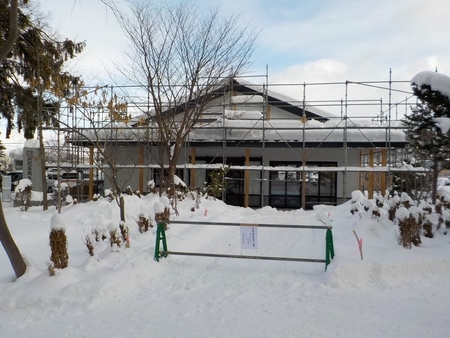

{"left": 234, "top": 77, "right": 336, "bottom": 119}
{"left": 75, "top": 116, "right": 406, "bottom": 145}
{"left": 189, "top": 116, "right": 406, "bottom": 144}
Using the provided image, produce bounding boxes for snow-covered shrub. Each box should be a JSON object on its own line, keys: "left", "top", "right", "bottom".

{"left": 372, "top": 205, "right": 381, "bottom": 218}
{"left": 137, "top": 213, "right": 153, "bottom": 233}
{"left": 125, "top": 186, "right": 133, "bottom": 196}
{"left": 363, "top": 199, "right": 372, "bottom": 212}
{"left": 395, "top": 206, "right": 422, "bottom": 248}
{"left": 400, "top": 192, "right": 414, "bottom": 209}
{"left": 66, "top": 194, "right": 74, "bottom": 205}
{"left": 104, "top": 189, "right": 116, "bottom": 202}
{"left": 14, "top": 179, "right": 32, "bottom": 211}
{"left": 83, "top": 235, "right": 95, "bottom": 256}
{"left": 422, "top": 218, "right": 434, "bottom": 238}
{"left": 92, "top": 227, "right": 107, "bottom": 242}
{"left": 107, "top": 222, "right": 121, "bottom": 249}
{"left": 147, "top": 180, "right": 157, "bottom": 194}
{"left": 188, "top": 187, "right": 203, "bottom": 209}
{"left": 350, "top": 190, "right": 371, "bottom": 216}
{"left": 167, "top": 175, "right": 188, "bottom": 201}
{"left": 119, "top": 221, "right": 130, "bottom": 248}
{"left": 375, "top": 194, "right": 384, "bottom": 208}
{"left": 441, "top": 207, "right": 450, "bottom": 234}
{"left": 388, "top": 193, "right": 401, "bottom": 221}
{"left": 154, "top": 201, "right": 170, "bottom": 230}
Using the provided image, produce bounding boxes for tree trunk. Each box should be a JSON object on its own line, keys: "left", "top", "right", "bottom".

{"left": 0, "top": 0, "right": 26, "bottom": 279}
{"left": 167, "top": 144, "right": 182, "bottom": 189}
{"left": 0, "top": 0, "right": 19, "bottom": 61}
{"left": 38, "top": 97, "right": 48, "bottom": 211}
{"left": 119, "top": 195, "right": 125, "bottom": 222}
{"left": 432, "top": 162, "right": 438, "bottom": 205}
{"left": 0, "top": 199, "right": 26, "bottom": 278}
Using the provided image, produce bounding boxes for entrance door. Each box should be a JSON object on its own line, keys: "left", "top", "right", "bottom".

{"left": 225, "top": 169, "right": 244, "bottom": 206}
{"left": 269, "top": 161, "right": 337, "bottom": 209}
{"left": 269, "top": 166, "right": 301, "bottom": 209}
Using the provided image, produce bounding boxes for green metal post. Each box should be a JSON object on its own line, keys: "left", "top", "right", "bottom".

{"left": 154, "top": 222, "right": 168, "bottom": 262}
{"left": 325, "top": 228, "right": 335, "bottom": 270}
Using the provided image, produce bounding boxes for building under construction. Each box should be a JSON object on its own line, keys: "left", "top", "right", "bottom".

{"left": 48, "top": 72, "right": 429, "bottom": 209}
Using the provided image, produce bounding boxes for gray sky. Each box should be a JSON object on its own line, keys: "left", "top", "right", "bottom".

{"left": 40, "top": 0, "right": 450, "bottom": 83}
{"left": 38, "top": 0, "right": 450, "bottom": 111}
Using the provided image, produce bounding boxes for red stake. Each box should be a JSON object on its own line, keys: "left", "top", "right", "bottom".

{"left": 352, "top": 230, "right": 363, "bottom": 260}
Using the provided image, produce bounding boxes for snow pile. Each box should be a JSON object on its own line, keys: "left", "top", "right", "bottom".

{"left": 0, "top": 191, "right": 450, "bottom": 337}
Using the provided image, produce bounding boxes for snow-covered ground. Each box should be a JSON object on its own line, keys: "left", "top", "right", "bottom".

{"left": 1, "top": 191, "right": 449, "bottom": 338}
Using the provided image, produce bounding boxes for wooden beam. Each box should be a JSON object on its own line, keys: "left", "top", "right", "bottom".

{"left": 139, "top": 146, "right": 144, "bottom": 192}
{"left": 190, "top": 147, "right": 196, "bottom": 189}
{"left": 245, "top": 148, "right": 250, "bottom": 208}
{"left": 368, "top": 149, "right": 374, "bottom": 198}
{"left": 89, "top": 146, "right": 94, "bottom": 200}
{"left": 381, "top": 149, "right": 387, "bottom": 193}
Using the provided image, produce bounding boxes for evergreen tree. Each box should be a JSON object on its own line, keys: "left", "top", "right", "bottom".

{"left": 0, "top": 0, "right": 85, "bottom": 138}
{"left": 0, "top": 0, "right": 85, "bottom": 278}
{"left": 406, "top": 75, "right": 450, "bottom": 203}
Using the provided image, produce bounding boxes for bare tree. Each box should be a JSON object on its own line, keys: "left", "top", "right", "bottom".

{"left": 0, "top": 151, "right": 14, "bottom": 172}
{"left": 56, "top": 86, "right": 136, "bottom": 222}
{"left": 107, "top": 0, "right": 257, "bottom": 194}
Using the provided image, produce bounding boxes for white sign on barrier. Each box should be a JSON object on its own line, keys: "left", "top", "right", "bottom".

{"left": 240, "top": 223, "right": 258, "bottom": 250}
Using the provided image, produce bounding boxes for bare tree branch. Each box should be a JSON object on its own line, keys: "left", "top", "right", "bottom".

{"left": 106, "top": 0, "right": 258, "bottom": 195}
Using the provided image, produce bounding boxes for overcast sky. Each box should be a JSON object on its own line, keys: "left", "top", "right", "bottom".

{"left": 2, "top": 0, "right": 450, "bottom": 150}
{"left": 38, "top": 0, "right": 449, "bottom": 83}
{"left": 36, "top": 0, "right": 450, "bottom": 108}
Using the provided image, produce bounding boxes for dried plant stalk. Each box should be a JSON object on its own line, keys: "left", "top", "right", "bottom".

{"left": 83, "top": 235, "right": 95, "bottom": 256}
{"left": 49, "top": 228, "right": 69, "bottom": 269}
{"left": 109, "top": 229, "right": 121, "bottom": 248}
{"left": 155, "top": 208, "right": 171, "bottom": 230}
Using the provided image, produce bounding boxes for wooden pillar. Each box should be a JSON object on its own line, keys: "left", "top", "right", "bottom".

{"left": 190, "top": 147, "right": 196, "bottom": 189}
{"left": 368, "top": 149, "right": 374, "bottom": 198}
{"left": 359, "top": 150, "right": 363, "bottom": 190}
{"left": 381, "top": 149, "right": 387, "bottom": 193}
{"left": 89, "top": 146, "right": 94, "bottom": 200}
{"left": 245, "top": 148, "right": 250, "bottom": 208}
{"left": 139, "top": 146, "right": 144, "bottom": 193}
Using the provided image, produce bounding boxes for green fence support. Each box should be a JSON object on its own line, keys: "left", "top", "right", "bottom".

{"left": 325, "top": 228, "right": 335, "bottom": 270}
{"left": 154, "top": 222, "right": 168, "bottom": 262}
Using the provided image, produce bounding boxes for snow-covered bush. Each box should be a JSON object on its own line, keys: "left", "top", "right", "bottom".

{"left": 351, "top": 189, "right": 448, "bottom": 247}
{"left": 50, "top": 182, "right": 70, "bottom": 207}
{"left": 107, "top": 222, "right": 121, "bottom": 250}
{"left": 395, "top": 205, "right": 422, "bottom": 248}
{"left": 137, "top": 212, "right": 153, "bottom": 233}
{"left": 14, "top": 178, "right": 32, "bottom": 211}
{"left": 154, "top": 200, "right": 170, "bottom": 230}
{"left": 119, "top": 221, "right": 130, "bottom": 248}
{"left": 83, "top": 235, "right": 95, "bottom": 256}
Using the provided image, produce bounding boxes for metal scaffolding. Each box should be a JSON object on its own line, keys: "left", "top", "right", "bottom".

{"left": 45, "top": 70, "right": 427, "bottom": 205}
